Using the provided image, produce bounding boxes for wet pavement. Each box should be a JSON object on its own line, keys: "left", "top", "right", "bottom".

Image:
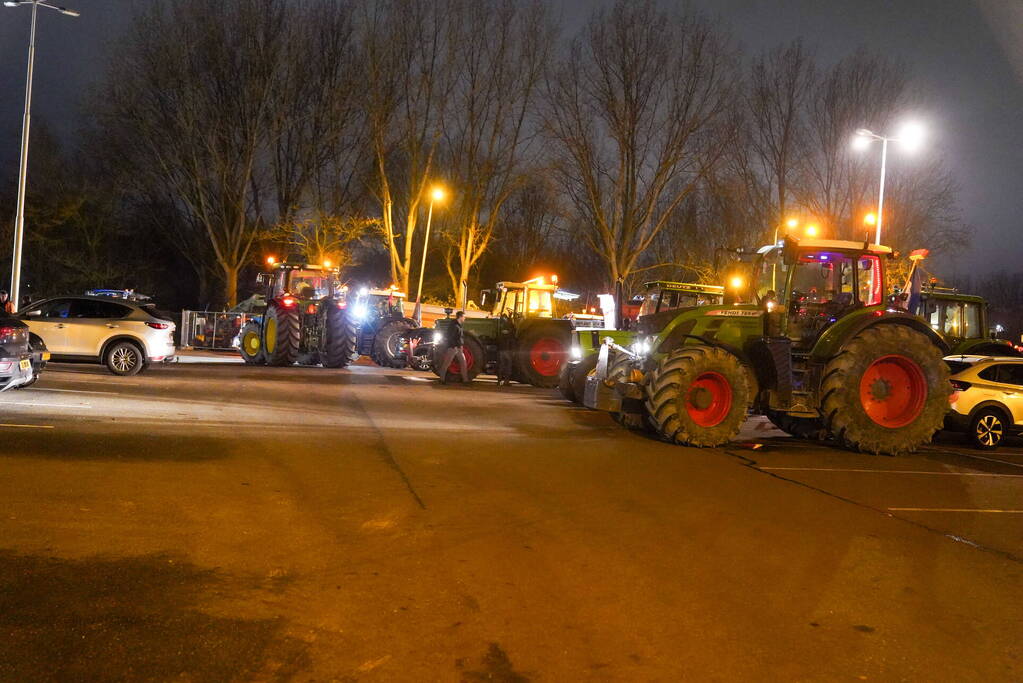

{"left": 1, "top": 359, "right": 1020, "bottom": 680}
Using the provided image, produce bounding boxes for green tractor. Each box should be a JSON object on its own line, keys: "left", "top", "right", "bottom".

{"left": 427, "top": 278, "right": 604, "bottom": 387}
{"left": 914, "top": 286, "right": 1020, "bottom": 356}
{"left": 585, "top": 237, "right": 952, "bottom": 455}
{"left": 238, "top": 261, "right": 356, "bottom": 367}
{"left": 559, "top": 281, "right": 724, "bottom": 403}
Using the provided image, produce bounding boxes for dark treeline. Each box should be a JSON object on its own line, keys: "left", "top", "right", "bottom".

{"left": 1, "top": 0, "right": 972, "bottom": 311}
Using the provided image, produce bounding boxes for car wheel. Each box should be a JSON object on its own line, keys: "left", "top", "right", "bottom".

{"left": 970, "top": 409, "right": 1006, "bottom": 450}
{"left": 106, "top": 341, "right": 145, "bottom": 376}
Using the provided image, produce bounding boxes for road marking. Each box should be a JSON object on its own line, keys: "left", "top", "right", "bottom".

{"left": 30, "top": 387, "right": 117, "bottom": 396}
{"left": 760, "top": 467, "right": 1023, "bottom": 477}
{"left": 954, "top": 452, "right": 1023, "bottom": 470}
{"left": 0, "top": 401, "right": 91, "bottom": 409}
{"left": 45, "top": 377, "right": 141, "bottom": 386}
{"left": 0, "top": 423, "right": 54, "bottom": 429}
{"left": 889, "top": 507, "right": 1023, "bottom": 513}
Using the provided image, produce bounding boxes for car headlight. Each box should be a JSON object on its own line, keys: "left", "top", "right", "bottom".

{"left": 571, "top": 345, "right": 582, "bottom": 359}
{"left": 351, "top": 303, "right": 369, "bottom": 320}
{"left": 432, "top": 331, "right": 443, "bottom": 344}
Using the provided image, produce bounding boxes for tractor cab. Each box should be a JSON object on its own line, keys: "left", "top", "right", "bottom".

{"left": 489, "top": 278, "right": 557, "bottom": 319}
{"left": 636, "top": 281, "right": 725, "bottom": 334}
{"left": 260, "top": 262, "right": 342, "bottom": 303}
{"left": 754, "top": 238, "right": 891, "bottom": 350}
{"left": 348, "top": 287, "right": 406, "bottom": 324}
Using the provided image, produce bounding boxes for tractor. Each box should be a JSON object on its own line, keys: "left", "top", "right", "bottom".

{"left": 346, "top": 286, "right": 419, "bottom": 368}
{"left": 585, "top": 237, "right": 952, "bottom": 455}
{"left": 559, "top": 281, "right": 724, "bottom": 403}
{"left": 423, "top": 277, "right": 603, "bottom": 387}
{"left": 238, "top": 261, "right": 356, "bottom": 367}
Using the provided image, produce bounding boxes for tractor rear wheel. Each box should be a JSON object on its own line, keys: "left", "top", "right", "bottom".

{"left": 373, "top": 319, "right": 415, "bottom": 368}
{"left": 765, "top": 410, "right": 824, "bottom": 440}
{"left": 263, "top": 302, "right": 300, "bottom": 367}
{"left": 517, "top": 326, "right": 569, "bottom": 388}
{"left": 430, "top": 334, "right": 484, "bottom": 382}
{"left": 323, "top": 303, "right": 357, "bottom": 368}
{"left": 558, "top": 361, "right": 577, "bottom": 401}
{"left": 645, "top": 346, "right": 750, "bottom": 447}
{"left": 821, "top": 324, "right": 949, "bottom": 455}
{"left": 239, "top": 321, "right": 265, "bottom": 365}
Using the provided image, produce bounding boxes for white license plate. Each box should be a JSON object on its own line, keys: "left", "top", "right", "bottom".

{"left": 19, "top": 359, "right": 31, "bottom": 371}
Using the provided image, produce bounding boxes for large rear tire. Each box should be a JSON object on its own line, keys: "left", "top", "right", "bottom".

{"left": 263, "top": 302, "right": 300, "bottom": 367}
{"left": 239, "top": 320, "right": 265, "bottom": 365}
{"left": 645, "top": 346, "right": 750, "bottom": 447}
{"left": 821, "top": 324, "right": 949, "bottom": 455}
{"left": 323, "top": 303, "right": 357, "bottom": 368}
{"left": 517, "top": 326, "right": 570, "bottom": 388}
{"left": 373, "top": 319, "right": 415, "bottom": 368}
{"left": 430, "top": 333, "right": 484, "bottom": 382}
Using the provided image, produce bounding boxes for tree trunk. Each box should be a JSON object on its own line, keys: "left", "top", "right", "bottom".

{"left": 222, "top": 263, "right": 239, "bottom": 309}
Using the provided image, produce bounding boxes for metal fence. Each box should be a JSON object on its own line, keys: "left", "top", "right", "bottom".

{"left": 180, "top": 310, "right": 258, "bottom": 350}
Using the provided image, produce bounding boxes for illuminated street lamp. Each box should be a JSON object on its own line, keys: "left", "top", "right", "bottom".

{"left": 412, "top": 185, "right": 447, "bottom": 324}
{"left": 864, "top": 212, "right": 877, "bottom": 227}
{"left": 4, "top": 0, "right": 79, "bottom": 312}
{"left": 852, "top": 122, "right": 926, "bottom": 245}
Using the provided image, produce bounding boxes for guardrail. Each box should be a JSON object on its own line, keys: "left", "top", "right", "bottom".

{"left": 180, "top": 311, "right": 256, "bottom": 350}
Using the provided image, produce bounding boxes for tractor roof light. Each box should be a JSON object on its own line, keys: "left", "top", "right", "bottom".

{"left": 266, "top": 256, "right": 277, "bottom": 266}
{"left": 281, "top": 296, "right": 297, "bottom": 308}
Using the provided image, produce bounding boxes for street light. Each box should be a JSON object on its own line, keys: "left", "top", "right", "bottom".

{"left": 852, "top": 121, "right": 926, "bottom": 245}
{"left": 4, "top": 0, "right": 80, "bottom": 312}
{"left": 412, "top": 185, "right": 447, "bottom": 324}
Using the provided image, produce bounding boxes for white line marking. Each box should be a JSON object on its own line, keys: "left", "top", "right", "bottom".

{"left": 761, "top": 467, "right": 1023, "bottom": 477}
{"left": 31, "top": 388, "right": 116, "bottom": 396}
{"left": 0, "top": 402, "right": 91, "bottom": 408}
{"left": 889, "top": 507, "right": 1023, "bottom": 513}
{"left": 0, "top": 423, "right": 54, "bottom": 429}
{"left": 953, "top": 452, "right": 1023, "bottom": 470}
{"left": 45, "top": 378, "right": 141, "bottom": 386}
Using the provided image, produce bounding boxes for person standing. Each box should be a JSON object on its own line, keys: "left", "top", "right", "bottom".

{"left": 439, "top": 311, "right": 470, "bottom": 384}
{"left": 496, "top": 314, "right": 516, "bottom": 386}
{"left": 0, "top": 290, "right": 13, "bottom": 314}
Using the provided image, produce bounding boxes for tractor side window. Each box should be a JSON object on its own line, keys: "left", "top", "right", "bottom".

{"left": 639, "top": 290, "right": 661, "bottom": 317}
{"left": 527, "top": 289, "right": 553, "bottom": 317}
{"left": 756, "top": 249, "right": 785, "bottom": 300}
{"left": 962, "top": 303, "right": 980, "bottom": 337}
{"left": 925, "top": 300, "right": 941, "bottom": 330}
{"left": 857, "top": 256, "right": 883, "bottom": 306}
{"left": 942, "top": 302, "right": 963, "bottom": 337}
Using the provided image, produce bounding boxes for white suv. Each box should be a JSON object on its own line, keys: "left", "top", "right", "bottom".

{"left": 945, "top": 355, "right": 1023, "bottom": 449}
{"left": 20, "top": 295, "right": 176, "bottom": 375}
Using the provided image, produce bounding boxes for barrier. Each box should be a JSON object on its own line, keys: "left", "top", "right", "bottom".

{"left": 180, "top": 311, "right": 256, "bottom": 350}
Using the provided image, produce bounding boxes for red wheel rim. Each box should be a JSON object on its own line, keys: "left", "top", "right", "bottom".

{"left": 859, "top": 354, "right": 927, "bottom": 428}
{"left": 685, "top": 372, "right": 733, "bottom": 427}
{"left": 450, "top": 345, "right": 474, "bottom": 375}
{"left": 529, "top": 337, "right": 565, "bottom": 376}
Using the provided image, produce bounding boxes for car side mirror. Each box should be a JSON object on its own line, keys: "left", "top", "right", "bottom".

{"left": 24, "top": 309, "right": 40, "bottom": 318}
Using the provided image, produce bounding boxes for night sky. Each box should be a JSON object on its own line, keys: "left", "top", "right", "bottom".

{"left": 2, "top": 0, "right": 1021, "bottom": 278}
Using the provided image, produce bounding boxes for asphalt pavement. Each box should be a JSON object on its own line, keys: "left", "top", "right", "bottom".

{"left": 0, "top": 356, "right": 1021, "bottom": 681}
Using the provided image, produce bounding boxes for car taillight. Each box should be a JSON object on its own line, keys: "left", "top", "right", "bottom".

{"left": 281, "top": 297, "right": 297, "bottom": 308}
{"left": 950, "top": 380, "right": 971, "bottom": 391}
{"left": 146, "top": 322, "right": 171, "bottom": 330}
{"left": 0, "top": 326, "right": 25, "bottom": 344}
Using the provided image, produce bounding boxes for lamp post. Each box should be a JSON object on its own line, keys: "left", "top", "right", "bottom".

{"left": 4, "top": 0, "right": 80, "bottom": 313}
{"left": 852, "top": 122, "right": 925, "bottom": 245}
{"left": 412, "top": 185, "right": 446, "bottom": 324}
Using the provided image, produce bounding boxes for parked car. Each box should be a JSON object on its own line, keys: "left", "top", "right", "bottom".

{"left": 945, "top": 355, "right": 1023, "bottom": 449}
{"left": 19, "top": 294, "right": 175, "bottom": 376}
{"left": 0, "top": 313, "right": 36, "bottom": 390}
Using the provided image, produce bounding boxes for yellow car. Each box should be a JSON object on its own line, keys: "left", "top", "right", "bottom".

{"left": 945, "top": 355, "right": 1023, "bottom": 449}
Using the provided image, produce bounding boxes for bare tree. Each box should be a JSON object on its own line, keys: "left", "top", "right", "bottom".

{"left": 439, "top": 0, "right": 553, "bottom": 305}
{"left": 268, "top": 213, "right": 376, "bottom": 271}
{"left": 359, "top": 0, "right": 455, "bottom": 293}
{"left": 543, "top": 0, "right": 737, "bottom": 291}
{"left": 98, "top": 0, "right": 289, "bottom": 306}
{"left": 746, "top": 40, "right": 816, "bottom": 234}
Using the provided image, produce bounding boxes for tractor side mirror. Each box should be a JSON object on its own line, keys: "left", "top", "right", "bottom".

{"left": 480, "top": 289, "right": 491, "bottom": 308}
{"left": 256, "top": 273, "right": 265, "bottom": 284}
{"left": 444, "top": 307, "right": 453, "bottom": 318}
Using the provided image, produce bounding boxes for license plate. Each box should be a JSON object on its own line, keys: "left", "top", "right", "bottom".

{"left": 19, "top": 359, "right": 31, "bottom": 371}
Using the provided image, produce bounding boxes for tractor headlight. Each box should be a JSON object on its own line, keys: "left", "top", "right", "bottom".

{"left": 571, "top": 345, "right": 582, "bottom": 359}
{"left": 351, "top": 303, "right": 369, "bottom": 320}
{"left": 433, "top": 331, "right": 443, "bottom": 344}
{"left": 632, "top": 339, "right": 651, "bottom": 356}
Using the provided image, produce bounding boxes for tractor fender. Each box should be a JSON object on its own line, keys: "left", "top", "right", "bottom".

{"left": 810, "top": 310, "right": 949, "bottom": 363}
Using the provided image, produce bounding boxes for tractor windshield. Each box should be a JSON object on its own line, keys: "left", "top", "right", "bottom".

{"left": 287, "top": 271, "right": 334, "bottom": 300}
{"left": 787, "top": 252, "right": 883, "bottom": 307}
{"left": 525, "top": 288, "right": 554, "bottom": 317}
{"left": 639, "top": 288, "right": 721, "bottom": 316}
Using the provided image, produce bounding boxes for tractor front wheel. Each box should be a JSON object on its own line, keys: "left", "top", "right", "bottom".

{"left": 517, "top": 327, "right": 569, "bottom": 388}
{"left": 821, "top": 324, "right": 949, "bottom": 455}
{"left": 322, "top": 303, "right": 357, "bottom": 368}
{"left": 373, "top": 319, "right": 415, "bottom": 368}
{"left": 239, "top": 321, "right": 265, "bottom": 365}
{"left": 645, "top": 346, "right": 750, "bottom": 447}
{"left": 430, "top": 334, "right": 484, "bottom": 383}
{"left": 263, "top": 302, "right": 300, "bottom": 367}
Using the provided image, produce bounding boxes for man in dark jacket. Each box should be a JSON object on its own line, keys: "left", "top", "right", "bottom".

{"left": 438, "top": 311, "right": 470, "bottom": 383}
